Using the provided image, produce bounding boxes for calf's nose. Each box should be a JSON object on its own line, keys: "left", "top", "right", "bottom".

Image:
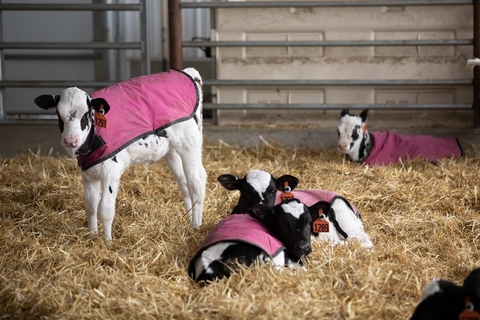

{"left": 296, "top": 241, "right": 312, "bottom": 255}
{"left": 63, "top": 137, "right": 79, "bottom": 148}
{"left": 338, "top": 143, "right": 347, "bottom": 151}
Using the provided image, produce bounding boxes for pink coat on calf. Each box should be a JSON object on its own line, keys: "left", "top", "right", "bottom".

{"left": 363, "top": 131, "right": 462, "bottom": 166}
{"left": 194, "top": 214, "right": 285, "bottom": 259}
{"left": 78, "top": 69, "right": 200, "bottom": 170}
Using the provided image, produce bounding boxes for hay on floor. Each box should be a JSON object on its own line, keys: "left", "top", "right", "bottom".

{"left": 1, "top": 141, "right": 479, "bottom": 319}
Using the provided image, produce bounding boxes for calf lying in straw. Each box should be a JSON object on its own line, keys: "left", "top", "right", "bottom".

{"left": 34, "top": 68, "right": 207, "bottom": 243}
{"left": 411, "top": 267, "right": 480, "bottom": 320}
{"left": 218, "top": 169, "right": 373, "bottom": 248}
{"left": 337, "top": 109, "right": 462, "bottom": 166}
{"left": 188, "top": 199, "right": 312, "bottom": 284}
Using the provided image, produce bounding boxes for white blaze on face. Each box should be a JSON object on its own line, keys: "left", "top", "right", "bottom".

{"left": 56, "top": 87, "right": 93, "bottom": 157}
{"left": 421, "top": 279, "right": 442, "bottom": 300}
{"left": 337, "top": 114, "right": 363, "bottom": 154}
{"left": 246, "top": 170, "right": 273, "bottom": 202}
{"left": 280, "top": 200, "right": 305, "bottom": 219}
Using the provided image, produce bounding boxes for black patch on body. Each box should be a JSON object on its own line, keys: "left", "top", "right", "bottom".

{"left": 156, "top": 129, "right": 167, "bottom": 138}
{"left": 109, "top": 186, "right": 113, "bottom": 194}
{"left": 189, "top": 243, "right": 265, "bottom": 285}
{"left": 111, "top": 155, "right": 117, "bottom": 163}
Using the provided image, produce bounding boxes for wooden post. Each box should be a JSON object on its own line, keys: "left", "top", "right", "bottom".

{"left": 168, "top": 0, "right": 183, "bottom": 70}
{"left": 474, "top": 0, "right": 480, "bottom": 127}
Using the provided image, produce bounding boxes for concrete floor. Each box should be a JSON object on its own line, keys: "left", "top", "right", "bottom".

{"left": 1, "top": 123, "right": 480, "bottom": 158}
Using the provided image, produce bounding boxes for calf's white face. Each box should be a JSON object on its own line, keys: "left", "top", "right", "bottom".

{"left": 337, "top": 113, "right": 363, "bottom": 154}
{"left": 337, "top": 109, "right": 369, "bottom": 162}
{"left": 56, "top": 88, "right": 94, "bottom": 157}
{"left": 34, "top": 87, "right": 110, "bottom": 158}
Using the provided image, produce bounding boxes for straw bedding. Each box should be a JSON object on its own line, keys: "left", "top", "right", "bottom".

{"left": 1, "top": 140, "right": 479, "bottom": 319}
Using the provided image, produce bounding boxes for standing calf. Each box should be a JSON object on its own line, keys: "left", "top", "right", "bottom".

{"left": 218, "top": 170, "right": 373, "bottom": 248}
{"left": 188, "top": 199, "right": 312, "bottom": 284}
{"left": 337, "top": 109, "right": 462, "bottom": 166}
{"left": 34, "top": 68, "right": 207, "bottom": 242}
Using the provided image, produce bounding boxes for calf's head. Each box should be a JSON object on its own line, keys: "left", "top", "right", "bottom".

{"left": 34, "top": 87, "right": 110, "bottom": 158}
{"left": 251, "top": 199, "right": 312, "bottom": 261}
{"left": 411, "top": 267, "right": 480, "bottom": 320}
{"left": 337, "top": 109, "right": 369, "bottom": 161}
{"left": 218, "top": 169, "right": 298, "bottom": 214}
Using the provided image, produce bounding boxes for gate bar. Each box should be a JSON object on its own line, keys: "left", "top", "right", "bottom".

{"left": 183, "top": 39, "right": 473, "bottom": 48}
{"left": 203, "top": 103, "right": 472, "bottom": 110}
{"left": 181, "top": 0, "right": 472, "bottom": 9}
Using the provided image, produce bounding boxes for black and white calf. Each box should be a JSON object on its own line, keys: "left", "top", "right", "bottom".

{"left": 337, "top": 109, "right": 371, "bottom": 163}
{"left": 411, "top": 267, "right": 480, "bottom": 320}
{"left": 337, "top": 109, "right": 462, "bottom": 166}
{"left": 217, "top": 169, "right": 296, "bottom": 214}
{"left": 219, "top": 170, "right": 373, "bottom": 248}
{"left": 188, "top": 199, "right": 312, "bottom": 284}
{"left": 34, "top": 68, "right": 207, "bottom": 242}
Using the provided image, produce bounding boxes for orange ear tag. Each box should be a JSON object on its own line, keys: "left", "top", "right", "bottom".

{"left": 459, "top": 299, "right": 480, "bottom": 320}
{"left": 280, "top": 181, "right": 295, "bottom": 202}
{"left": 94, "top": 104, "right": 108, "bottom": 129}
{"left": 280, "top": 192, "right": 295, "bottom": 202}
{"left": 362, "top": 122, "right": 367, "bottom": 134}
{"left": 313, "top": 210, "right": 329, "bottom": 233}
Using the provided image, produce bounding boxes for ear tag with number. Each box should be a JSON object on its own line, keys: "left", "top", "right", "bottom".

{"left": 313, "top": 210, "right": 329, "bottom": 233}
{"left": 459, "top": 298, "right": 480, "bottom": 320}
{"left": 94, "top": 104, "right": 108, "bottom": 129}
{"left": 280, "top": 183, "right": 294, "bottom": 202}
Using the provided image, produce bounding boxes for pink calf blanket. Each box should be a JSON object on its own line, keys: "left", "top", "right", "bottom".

{"left": 78, "top": 69, "right": 199, "bottom": 170}
{"left": 192, "top": 214, "right": 285, "bottom": 259}
{"left": 363, "top": 131, "right": 462, "bottom": 167}
{"left": 275, "top": 190, "right": 359, "bottom": 215}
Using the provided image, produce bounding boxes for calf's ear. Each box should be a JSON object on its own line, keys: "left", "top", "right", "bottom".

{"left": 359, "top": 109, "right": 369, "bottom": 122}
{"left": 308, "top": 201, "right": 331, "bottom": 220}
{"left": 340, "top": 109, "right": 350, "bottom": 117}
{"left": 250, "top": 204, "right": 274, "bottom": 224}
{"left": 276, "top": 174, "right": 299, "bottom": 191}
{"left": 34, "top": 94, "right": 60, "bottom": 110}
{"left": 217, "top": 174, "right": 240, "bottom": 190}
{"left": 90, "top": 98, "right": 111, "bottom": 115}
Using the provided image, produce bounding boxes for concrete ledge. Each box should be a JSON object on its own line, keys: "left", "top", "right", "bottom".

{"left": 1, "top": 124, "right": 479, "bottom": 158}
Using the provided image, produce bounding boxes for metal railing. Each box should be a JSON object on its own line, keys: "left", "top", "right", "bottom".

{"left": 180, "top": 0, "right": 479, "bottom": 126}
{"left": 0, "top": 1, "right": 150, "bottom": 123}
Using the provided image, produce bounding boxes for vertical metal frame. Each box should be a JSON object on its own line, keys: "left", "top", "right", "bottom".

{"left": 0, "top": 0, "right": 4, "bottom": 120}
{"left": 474, "top": 0, "right": 480, "bottom": 127}
{"left": 140, "top": 0, "right": 151, "bottom": 75}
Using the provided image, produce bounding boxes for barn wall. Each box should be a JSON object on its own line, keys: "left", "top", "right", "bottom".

{"left": 212, "top": 4, "right": 474, "bottom": 129}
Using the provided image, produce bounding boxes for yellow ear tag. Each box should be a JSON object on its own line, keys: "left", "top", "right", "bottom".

{"left": 94, "top": 104, "right": 108, "bottom": 129}
{"left": 280, "top": 181, "right": 294, "bottom": 202}
{"left": 313, "top": 209, "right": 329, "bottom": 233}
{"left": 459, "top": 299, "right": 480, "bottom": 320}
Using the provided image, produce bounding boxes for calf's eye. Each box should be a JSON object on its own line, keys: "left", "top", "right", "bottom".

{"left": 80, "top": 111, "right": 90, "bottom": 131}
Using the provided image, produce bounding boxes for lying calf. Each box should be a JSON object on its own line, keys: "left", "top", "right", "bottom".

{"left": 337, "top": 109, "right": 462, "bottom": 166}
{"left": 188, "top": 199, "right": 312, "bottom": 284}
{"left": 218, "top": 170, "right": 373, "bottom": 248}
{"left": 34, "top": 68, "right": 207, "bottom": 242}
{"left": 411, "top": 267, "right": 480, "bottom": 320}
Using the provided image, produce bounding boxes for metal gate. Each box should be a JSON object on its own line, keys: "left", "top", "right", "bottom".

{"left": 177, "top": 0, "right": 480, "bottom": 127}
{"left": 0, "top": 1, "right": 150, "bottom": 124}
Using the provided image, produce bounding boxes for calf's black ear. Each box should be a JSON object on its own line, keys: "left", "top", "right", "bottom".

{"left": 340, "top": 109, "right": 349, "bottom": 117}
{"left": 359, "top": 109, "right": 369, "bottom": 122}
{"left": 90, "top": 98, "right": 111, "bottom": 115}
{"left": 250, "top": 204, "right": 274, "bottom": 224}
{"left": 276, "top": 174, "right": 299, "bottom": 191}
{"left": 34, "top": 94, "right": 60, "bottom": 110}
{"left": 217, "top": 174, "right": 240, "bottom": 191}
{"left": 308, "top": 201, "right": 331, "bottom": 220}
